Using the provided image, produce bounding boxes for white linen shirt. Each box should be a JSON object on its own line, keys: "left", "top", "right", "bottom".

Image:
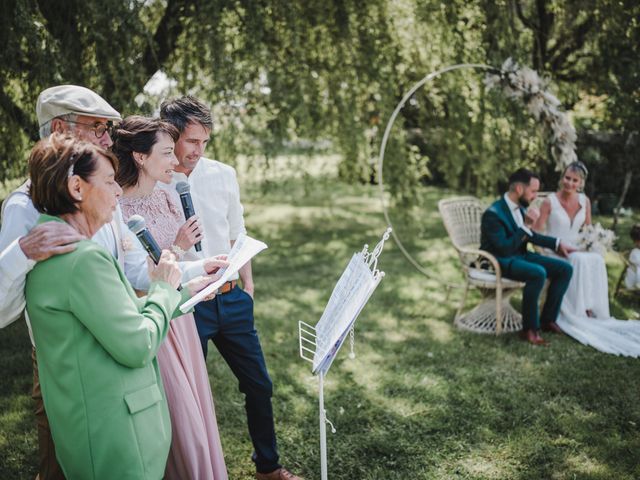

{"left": 503, "top": 193, "right": 532, "bottom": 234}
{"left": 163, "top": 157, "right": 247, "bottom": 280}
{"left": 0, "top": 184, "right": 150, "bottom": 337}
{"left": 0, "top": 180, "right": 208, "bottom": 342}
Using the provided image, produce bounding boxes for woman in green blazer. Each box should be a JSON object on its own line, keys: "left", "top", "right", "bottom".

{"left": 24, "top": 134, "right": 214, "bottom": 480}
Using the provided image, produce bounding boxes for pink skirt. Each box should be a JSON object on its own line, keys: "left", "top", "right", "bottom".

{"left": 157, "top": 313, "right": 227, "bottom": 480}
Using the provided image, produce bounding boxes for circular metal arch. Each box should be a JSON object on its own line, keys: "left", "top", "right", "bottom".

{"left": 376, "top": 63, "right": 499, "bottom": 280}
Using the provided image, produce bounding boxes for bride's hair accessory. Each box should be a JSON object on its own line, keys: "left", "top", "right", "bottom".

{"left": 567, "top": 161, "right": 588, "bottom": 178}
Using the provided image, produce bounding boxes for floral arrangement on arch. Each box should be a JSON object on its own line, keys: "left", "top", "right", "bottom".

{"left": 577, "top": 223, "right": 616, "bottom": 257}
{"left": 484, "top": 58, "right": 577, "bottom": 171}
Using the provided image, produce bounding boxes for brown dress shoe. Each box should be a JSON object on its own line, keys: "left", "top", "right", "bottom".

{"left": 541, "top": 322, "right": 563, "bottom": 334}
{"left": 256, "top": 467, "right": 303, "bottom": 480}
{"left": 519, "top": 329, "right": 549, "bottom": 345}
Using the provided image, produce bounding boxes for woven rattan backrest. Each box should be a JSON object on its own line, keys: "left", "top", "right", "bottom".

{"left": 438, "top": 197, "right": 485, "bottom": 251}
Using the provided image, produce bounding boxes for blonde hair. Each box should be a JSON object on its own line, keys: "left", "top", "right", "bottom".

{"left": 559, "top": 161, "right": 588, "bottom": 192}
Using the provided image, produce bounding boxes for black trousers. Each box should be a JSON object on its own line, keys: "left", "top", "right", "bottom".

{"left": 194, "top": 286, "right": 280, "bottom": 473}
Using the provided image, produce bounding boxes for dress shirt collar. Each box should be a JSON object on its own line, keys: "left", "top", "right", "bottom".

{"left": 503, "top": 192, "right": 526, "bottom": 230}
{"left": 503, "top": 193, "right": 521, "bottom": 213}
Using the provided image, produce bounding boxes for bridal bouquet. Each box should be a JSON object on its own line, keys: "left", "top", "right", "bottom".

{"left": 577, "top": 223, "right": 616, "bottom": 256}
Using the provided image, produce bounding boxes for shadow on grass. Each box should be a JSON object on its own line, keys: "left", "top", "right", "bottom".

{"left": 1, "top": 175, "right": 638, "bottom": 479}
{"left": 232, "top": 177, "right": 640, "bottom": 479}
{"left": 0, "top": 319, "right": 38, "bottom": 479}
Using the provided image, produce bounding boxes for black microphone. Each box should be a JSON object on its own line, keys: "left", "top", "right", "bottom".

{"left": 175, "top": 181, "right": 202, "bottom": 252}
{"left": 126, "top": 215, "right": 162, "bottom": 264}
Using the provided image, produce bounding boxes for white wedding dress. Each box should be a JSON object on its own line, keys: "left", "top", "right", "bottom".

{"left": 544, "top": 193, "right": 640, "bottom": 357}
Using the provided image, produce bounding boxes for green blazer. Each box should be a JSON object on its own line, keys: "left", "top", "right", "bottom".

{"left": 26, "top": 215, "right": 189, "bottom": 480}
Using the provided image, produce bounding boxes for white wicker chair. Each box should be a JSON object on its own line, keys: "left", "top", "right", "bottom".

{"left": 438, "top": 197, "right": 524, "bottom": 334}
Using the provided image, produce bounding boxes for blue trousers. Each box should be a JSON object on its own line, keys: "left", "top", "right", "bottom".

{"left": 194, "top": 286, "right": 280, "bottom": 473}
{"left": 502, "top": 252, "right": 573, "bottom": 330}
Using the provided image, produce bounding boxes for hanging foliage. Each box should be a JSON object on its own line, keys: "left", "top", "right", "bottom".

{"left": 0, "top": 0, "right": 637, "bottom": 205}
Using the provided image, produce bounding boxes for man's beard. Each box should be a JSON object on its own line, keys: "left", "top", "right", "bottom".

{"left": 518, "top": 196, "right": 530, "bottom": 208}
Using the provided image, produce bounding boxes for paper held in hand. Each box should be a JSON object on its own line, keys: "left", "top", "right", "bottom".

{"left": 179, "top": 233, "right": 268, "bottom": 312}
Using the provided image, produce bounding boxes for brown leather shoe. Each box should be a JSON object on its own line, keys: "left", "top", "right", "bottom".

{"left": 519, "top": 329, "right": 548, "bottom": 345}
{"left": 256, "top": 467, "right": 303, "bottom": 480}
{"left": 541, "top": 322, "right": 563, "bottom": 334}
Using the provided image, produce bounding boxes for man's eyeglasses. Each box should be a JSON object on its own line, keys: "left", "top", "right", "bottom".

{"left": 65, "top": 120, "right": 115, "bottom": 139}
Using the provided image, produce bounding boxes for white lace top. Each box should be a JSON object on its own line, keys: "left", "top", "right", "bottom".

{"left": 119, "top": 188, "right": 185, "bottom": 251}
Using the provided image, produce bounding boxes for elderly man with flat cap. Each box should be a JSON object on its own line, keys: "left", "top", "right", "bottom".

{"left": 0, "top": 85, "right": 151, "bottom": 480}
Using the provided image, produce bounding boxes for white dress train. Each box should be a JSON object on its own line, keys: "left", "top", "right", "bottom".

{"left": 544, "top": 193, "right": 640, "bottom": 357}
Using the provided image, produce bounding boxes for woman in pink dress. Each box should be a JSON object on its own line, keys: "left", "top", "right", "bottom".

{"left": 113, "top": 116, "right": 228, "bottom": 479}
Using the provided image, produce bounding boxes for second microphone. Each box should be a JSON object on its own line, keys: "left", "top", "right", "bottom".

{"left": 175, "top": 181, "right": 202, "bottom": 252}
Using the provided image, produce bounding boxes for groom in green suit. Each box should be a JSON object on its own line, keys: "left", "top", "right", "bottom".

{"left": 481, "top": 168, "right": 575, "bottom": 345}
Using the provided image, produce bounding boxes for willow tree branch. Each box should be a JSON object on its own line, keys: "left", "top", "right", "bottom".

{"left": 35, "top": 0, "right": 83, "bottom": 82}
{"left": 0, "top": 87, "right": 39, "bottom": 141}
{"left": 141, "top": 0, "right": 198, "bottom": 79}
{"left": 612, "top": 170, "right": 632, "bottom": 232}
{"left": 513, "top": 1, "right": 537, "bottom": 31}
{"left": 548, "top": 16, "right": 595, "bottom": 73}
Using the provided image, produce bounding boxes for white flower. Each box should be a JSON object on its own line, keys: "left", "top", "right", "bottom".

{"left": 501, "top": 57, "right": 517, "bottom": 71}
{"left": 577, "top": 223, "right": 616, "bottom": 257}
{"left": 485, "top": 59, "right": 577, "bottom": 172}
{"left": 484, "top": 74, "right": 501, "bottom": 89}
{"left": 527, "top": 95, "right": 545, "bottom": 119}
{"left": 542, "top": 91, "right": 561, "bottom": 107}
{"left": 519, "top": 67, "right": 540, "bottom": 90}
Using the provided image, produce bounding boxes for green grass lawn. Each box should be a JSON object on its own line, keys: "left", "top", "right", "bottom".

{"left": 1, "top": 159, "right": 639, "bottom": 479}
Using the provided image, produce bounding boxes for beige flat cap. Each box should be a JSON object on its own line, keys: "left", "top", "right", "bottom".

{"left": 36, "top": 85, "right": 122, "bottom": 127}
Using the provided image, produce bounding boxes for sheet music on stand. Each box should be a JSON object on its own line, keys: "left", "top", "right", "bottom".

{"left": 179, "top": 233, "right": 267, "bottom": 312}
{"left": 298, "top": 228, "right": 391, "bottom": 480}
{"left": 312, "top": 250, "right": 384, "bottom": 375}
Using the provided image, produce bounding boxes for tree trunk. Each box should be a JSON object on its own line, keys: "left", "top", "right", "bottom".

{"left": 611, "top": 170, "right": 632, "bottom": 232}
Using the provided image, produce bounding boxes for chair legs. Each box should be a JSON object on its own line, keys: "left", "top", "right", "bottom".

{"left": 495, "top": 286, "right": 503, "bottom": 335}
{"left": 455, "top": 280, "right": 471, "bottom": 322}
{"left": 454, "top": 287, "right": 522, "bottom": 334}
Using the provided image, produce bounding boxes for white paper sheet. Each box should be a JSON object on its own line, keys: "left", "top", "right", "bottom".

{"left": 312, "top": 252, "right": 382, "bottom": 374}
{"left": 179, "top": 233, "right": 268, "bottom": 312}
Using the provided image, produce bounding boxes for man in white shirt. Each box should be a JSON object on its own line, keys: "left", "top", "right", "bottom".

{"left": 160, "top": 96, "right": 302, "bottom": 480}
{"left": 0, "top": 85, "right": 150, "bottom": 480}
{"left": 480, "top": 168, "right": 575, "bottom": 345}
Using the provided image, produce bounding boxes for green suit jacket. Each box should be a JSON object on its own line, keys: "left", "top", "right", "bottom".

{"left": 26, "top": 215, "right": 189, "bottom": 480}
{"left": 480, "top": 197, "right": 557, "bottom": 269}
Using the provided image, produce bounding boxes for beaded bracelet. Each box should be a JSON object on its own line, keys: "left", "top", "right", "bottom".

{"left": 171, "top": 244, "right": 185, "bottom": 259}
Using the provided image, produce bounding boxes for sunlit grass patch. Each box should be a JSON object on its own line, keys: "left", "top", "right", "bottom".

{"left": 1, "top": 159, "right": 639, "bottom": 479}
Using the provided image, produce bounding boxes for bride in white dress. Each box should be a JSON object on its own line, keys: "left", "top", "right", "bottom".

{"left": 535, "top": 161, "right": 640, "bottom": 357}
